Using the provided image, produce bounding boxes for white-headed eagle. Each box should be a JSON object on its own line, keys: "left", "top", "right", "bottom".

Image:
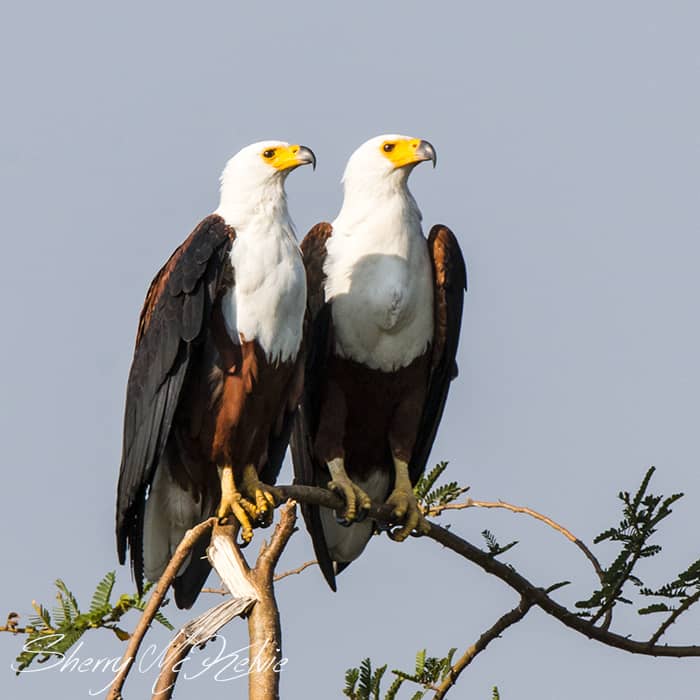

{"left": 117, "top": 141, "right": 315, "bottom": 608}
{"left": 291, "top": 135, "right": 466, "bottom": 590}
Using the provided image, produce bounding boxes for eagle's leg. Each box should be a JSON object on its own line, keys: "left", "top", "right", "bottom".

{"left": 217, "top": 465, "right": 257, "bottom": 543}
{"left": 327, "top": 457, "right": 372, "bottom": 525}
{"left": 386, "top": 458, "right": 430, "bottom": 542}
{"left": 240, "top": 463, "right": 277, "bottom": 527}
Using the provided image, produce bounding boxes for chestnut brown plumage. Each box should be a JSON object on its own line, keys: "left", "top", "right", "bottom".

{"left": 291, "top": 221, "right": 466, "bottom": 590}
{"left": 117, "top": 215, "right": 304, "bottom": 608}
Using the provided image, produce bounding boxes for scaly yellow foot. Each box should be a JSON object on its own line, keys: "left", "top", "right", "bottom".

{"left": 327, "top": 458, "right": 372, "bottom": 525}
{"left": 217, "top": 465, "right": 257, "bottom": 544}
{"left": 386, "top": 458, "right": 430, "bottom": 542}
{"left": 240, "top": 464, "right": 277, "bottom": 527}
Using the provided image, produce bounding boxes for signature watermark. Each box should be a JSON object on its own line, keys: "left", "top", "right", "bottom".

{"left": 12, "top": 633, "right": 288, "bottom": 695}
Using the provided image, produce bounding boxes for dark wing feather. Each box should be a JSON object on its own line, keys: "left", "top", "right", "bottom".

{"left": 116, "top": 214, "right": 233, "bottom": 587}
{"left": 289, "top": 222, "right": 339, "bottom": 590}
{"left": 408, "top": 224, "right": 467, "bottom": 483}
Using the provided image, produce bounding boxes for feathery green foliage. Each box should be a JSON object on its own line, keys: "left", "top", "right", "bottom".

{"left": 575, "top": 467, "right": 683, "bottom": 620}
{"left": 344, "top": 658, "right": 387, "bottom": 699}
{"left": 12, "top": 572, "right": 172, "bottom": 674}
{"left": 638, "top": 557, "right": 700, "bottom": 615}
{"left": 344, "top": 648, "right": 458, "bottom": 699}
{"left": 414, "top": 462, "right": 468, "bottom": 513}
{"left": 481, "top": 529, "right": 518, "bottom": 558}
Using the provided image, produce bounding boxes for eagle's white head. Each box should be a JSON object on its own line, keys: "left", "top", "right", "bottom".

{"left": 215, "top": 140, "right": 315, "bottom": 230}
{"left": 342, "top": 134, "right": 436, "bottom": 191}
{"left": 335, "top": 134, "right": 436, "bottom": 226}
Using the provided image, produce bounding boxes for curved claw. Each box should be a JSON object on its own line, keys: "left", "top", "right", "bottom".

{"left": 218, "top": 495, "right": 255, "bottom": 544}
{"left": 355, "top": 504, "right": 369, "bottom": 523}
{"left": 385, "top": 486, "right": 429, "bottom": 542}
{"left": 217, "top": 465, "right": 261, "bottom": 544}
{"left": 240, "top": 465, "right": 279, "bottom": 526}
{"left": 328, "top": 478, "right": 372, "bottom": 526}
{"left": 328, "top": 482, "right": 353, "bottom": 526}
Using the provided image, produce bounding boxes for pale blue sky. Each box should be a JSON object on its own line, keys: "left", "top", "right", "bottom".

{"left": 1, "top": 1, "right": 699, "bottom": 698}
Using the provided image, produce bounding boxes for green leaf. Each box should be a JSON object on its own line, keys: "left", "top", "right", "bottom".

{"left": 54, "top": 580, "right": 80, "bottom": 618}
{"left": 89, "top": 571, "right": 116, "bottom": 614}
{"left": 638, "top": 603, "right": 672, "bottom": 615}
{"left": 481, "top": 530, "right": 518, "bottom": 558}
{"left": 359, "top": 658, "right": 373, "bottom": 698}
{"left": 344, "top": 667, "right": 360, "bottom": 698}
{"left": 28, "top": 603, "right": 52, "bottom": 631}
{"left": 384, "top": 677, "right": 405, "bottom": 700}
{"left": 414, "top": 462, "right": 449, "bottom": 500}
{"left": 415, "top": 649, "right": 426, "bottom": 678}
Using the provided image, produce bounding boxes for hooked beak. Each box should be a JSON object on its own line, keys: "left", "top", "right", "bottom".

{"left": 273, "top": 144, "right": 317, "bottom": 172}
{"left": 294, "top": 145, "right": 316, "bottom": 170}
{"left": 415, "top": 140, "right": 437, "bottom": 168}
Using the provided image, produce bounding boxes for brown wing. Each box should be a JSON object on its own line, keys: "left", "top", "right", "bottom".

{"left": 290, "top": 222, "right": 339, "bottom": 589}
{"left": 408, "top": 224, "right": 467, "bottom": 483}
{"left": 116, "top": 214, "right": 234, "bottom": 586}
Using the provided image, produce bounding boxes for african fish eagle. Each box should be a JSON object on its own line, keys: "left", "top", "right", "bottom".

{"left": 116, "top": 141, "right": 315, "bottom": 608}
{"left": 291, "top": 135, "right": 466, "bottom": 590}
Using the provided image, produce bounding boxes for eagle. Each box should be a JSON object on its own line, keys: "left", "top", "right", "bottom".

{"left": 291, "top": 135, "right": 466, "bottom": 590}
{"left": 116, "top": 141, "right": 315, "bottom": 608}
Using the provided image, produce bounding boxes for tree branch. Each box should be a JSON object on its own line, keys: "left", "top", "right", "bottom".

{"left": 151, "top": 597, "right": 256, "bottom": 699}
{"left": 464, "top": 498, "right": 605, "bottom": 581}
{"left": 107, "top": 517, "right": 217, "bottom": 700}
{"left": 432, "top": 597, "right": 533, "bottom": 700}
{"left": 246, "top": 501, "right": 297, "bottom": 700}
{"left": 463, "top": 497, "right": 613, "bottom": 628}
{"left": 275, "top": 484, "right": 700, "bottom": 658}
{"left": 274, "top": 559, "right": 317, "bottom": 583}
{"left": 201, "top": 560, "right": 317, "bottom": 596}
{"left": 649, "top": 589, "right": 700, "bottom": 646}
{"left": 148, "top": 503, "right": 297, "bottom": 700}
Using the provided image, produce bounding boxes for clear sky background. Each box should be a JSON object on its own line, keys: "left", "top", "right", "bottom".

{"left": 1, "top": 1, "right": 699, "bottom": 698}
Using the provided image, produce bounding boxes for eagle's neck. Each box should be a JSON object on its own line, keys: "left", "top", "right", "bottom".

{"left": 215, "top": 178, "right": 306, "bottom": 366}
{"left": 334, "top": 171, "right": 422, "bottom": 234}
{"left": 215, "top": 177, "right": 291, "bottom": 235}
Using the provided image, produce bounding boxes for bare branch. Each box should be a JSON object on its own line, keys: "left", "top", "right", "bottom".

{"left": 246, "top": 501, "right": 298, "bottom": 700}
{"left": 463, "top": 497, "right": 614, "bottom": 629}
{"left": 649, "top": 589, "right": 700, "bottom": 646}
{"left": 201, "top": 559, "right": 317, "bottom": 596}
{"left": 200, "top": 586, "right": 229, "bottom": 595}
{"left": 432, "top": 597, "right": 533, "bottom": 700}
{"left": 256, "top": 500, "right": 299, "bottom": 584}
{"left": 465, "top": 499, "right": 604, "bottom": 579}
{"left": 150, "top": 504, "right": 298, "bottom": 700}
{"left": 274, "top": 559, "right": 318, "bottom": 582}
{"left": 151, "top": 597, "right": 256, "bottom": 699}
{"left": 150, "top": 628, "right": 190, "bottom": 700}
{"left": 275, "top": 484, "right": 700, "bottom": 658}
{"left": 107, "top": 517, "right": 217, "bottom": 700}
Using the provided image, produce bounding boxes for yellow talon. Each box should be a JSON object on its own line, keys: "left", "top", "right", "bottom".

{"left": 217, "top": 465, "right": 256, "bottom": 542}
{"left": 386, "top": 458, "right": 429, "bottom": 542}
{"left": 241, "top": 464, "right": 278, "bottom": 525}
{"left": 327, "top": 457, "right": 371, "bottom": 524}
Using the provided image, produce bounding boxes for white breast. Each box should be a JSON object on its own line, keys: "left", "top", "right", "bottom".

{"left": 324, "top": 216, "right": 434, "bottom": 372}
{"left": 221, "top": 223, "right": 306, "bottom": 364}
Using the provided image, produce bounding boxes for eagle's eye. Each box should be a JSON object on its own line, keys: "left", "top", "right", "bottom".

{"left": 263, "top": 149, "right": 276, "bottom": 159}
{"left": 383, "top": 143, "right": 395, "bottom": 153}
